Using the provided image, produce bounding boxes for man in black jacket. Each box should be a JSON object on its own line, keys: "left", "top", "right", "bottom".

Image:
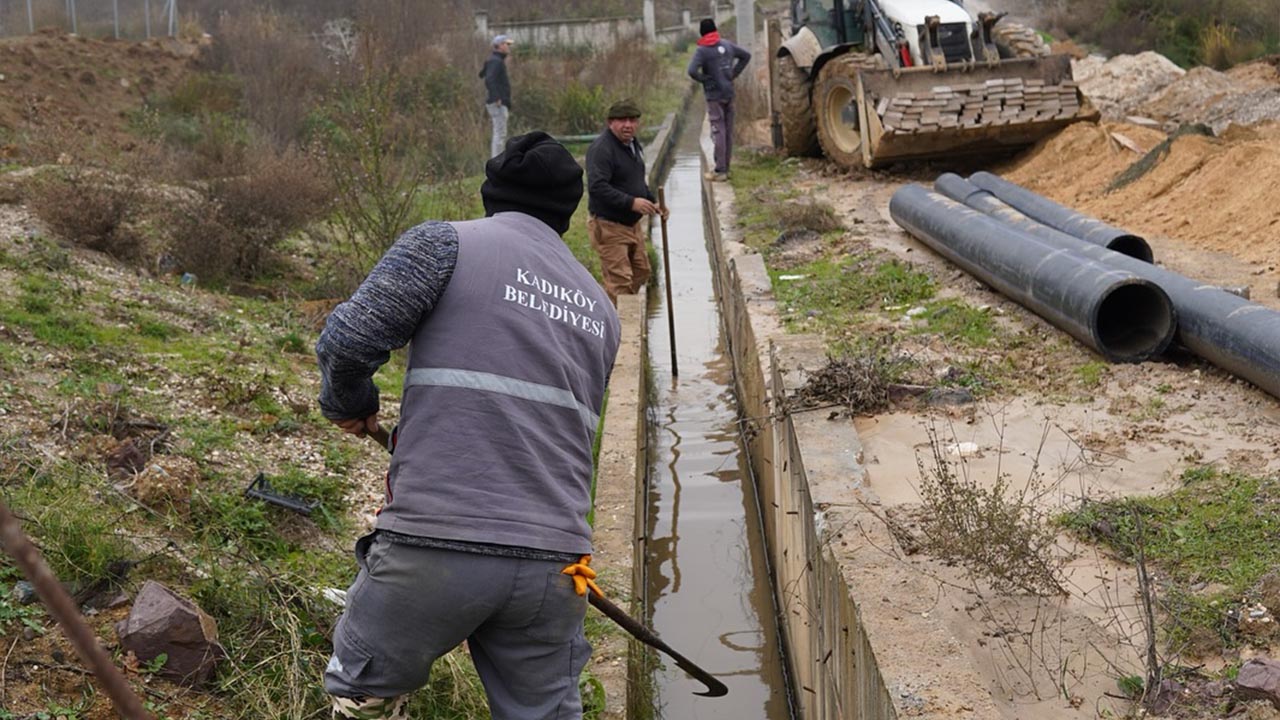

{"left": 585, "top": 99, "right": 668, "bottom": 304}
{"left": 480, "top": 35, "right": 513, "bottom": 158}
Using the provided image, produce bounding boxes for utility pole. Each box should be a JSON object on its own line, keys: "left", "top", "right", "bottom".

{"left": 735, "top": 0, "right": 756, "bottom": 52}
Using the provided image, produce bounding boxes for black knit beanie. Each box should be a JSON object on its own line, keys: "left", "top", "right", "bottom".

{"left": 699, "top": 18, "right": 716, "bottom": 35}
{"left": 481, "top": 131, "right": 583, "bottom": 235}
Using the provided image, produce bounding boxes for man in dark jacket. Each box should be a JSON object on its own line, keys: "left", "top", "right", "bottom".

{"left": 584, "top": 99, "right": 668, "bottom": 304}
{"left": 480, "top": 34, "right": 513, "bottom": 158}
{"left": 687, "top": 18, "right": 751, "bottom": 181}
{"left": 319, "top": 131, "right": 620, "bottom": 720}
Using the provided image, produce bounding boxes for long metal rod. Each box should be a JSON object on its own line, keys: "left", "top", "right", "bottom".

{"left": 588, "top": 589, "right": 726, "bottom": 697}
{"left": 936, "top": 174, "right": 1280, "bottom": 401}
{"left": 0, "top": 499, "right": 154, "bottom": 719}
{"left": 890, "top": 184, "right": 1176, "bottom": 363}
{"left": 658, "top": 188, "right": 678, "bottom": 377}
{"left": 969, "top": 171, "right": 1154, "bottom": 262}
{"left": 144, "top": 0, "right": 151, "bottom": 38}
{"left": 362, "top": 427, "right": 723, "bottom": 695}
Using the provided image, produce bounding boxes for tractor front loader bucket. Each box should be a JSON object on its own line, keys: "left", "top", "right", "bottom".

{"left": 854, "top": 55, "right": 1098, "bottom": 168}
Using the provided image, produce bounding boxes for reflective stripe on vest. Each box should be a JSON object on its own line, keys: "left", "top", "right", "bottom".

{"left": 405, "top": 368, "right": 600, "bottom": 432}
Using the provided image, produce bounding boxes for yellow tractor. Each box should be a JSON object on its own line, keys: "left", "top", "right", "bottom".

{"left": 774, "top": 0, "right": 1098, "bottom": 167}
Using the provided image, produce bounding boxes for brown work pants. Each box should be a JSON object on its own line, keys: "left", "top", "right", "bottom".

{"left": 588, "top": 215, "right": 650, "bottom": 304}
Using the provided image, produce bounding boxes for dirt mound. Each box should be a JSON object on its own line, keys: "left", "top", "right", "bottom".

{"left": 1141, "top": 61, "right": 1280, "bottom": 133}
{"left": 1072, "top": 52, "right": 1185, "bottom": 119}
{"left": 0, "top": 30, "right": 199, "bottom": 159}
{"left": 1001, "top": 120, "right": 1280, "bottom": 274}
{"left": 1074, "top": 51, "right": 1280, "bottom": 133}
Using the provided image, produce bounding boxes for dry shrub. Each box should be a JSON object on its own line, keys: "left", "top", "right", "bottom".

{"left": 22, "top": 136, "right": 168, "bottom": 263}
{"left": 774, "top": 199, "right": 842, "bottom": 234}
{"left": 517, "top": 35, "right": 669, "bottom": 136}
{"left": 25, "top": 166, "right": 143, "bottom": 260}
{"left": 916, "top": 424, "right": 1064, "bottom": 596}
{"left": 584, "top": 36, "right": 664, "bottom": 103}
{"left": 206, "top": 9, "right": 330, "bottom": 146}
{"left": 166, "top": 144, "right": 331, "bottom": 280}
{"left": 1199, "top": 22, "right": 1263, "bottom": 70}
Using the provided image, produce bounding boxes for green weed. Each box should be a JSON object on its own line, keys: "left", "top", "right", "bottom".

{"left": 1059, "top": 467, "right": 1280, "bottom": 648}
{"left": 1077, "top": 361, "right": 1108, "bottom": 388}
{"left": 772, "top": 255, "right": 936, "bottom": 335}
{"left": 915, "top": 299, "right": 994, "bottom": 347}
{"left": 0, "top": 566, "right": 44, "bottom": 634}
{"left": 275, "top": 331, "right": 309, "bottom": 355}
{"left": 138, "top": 317, "right": 180, "bottom": 340}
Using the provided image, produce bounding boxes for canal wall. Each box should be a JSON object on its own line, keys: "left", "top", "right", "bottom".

{"left": 698, "top": 122, "right": 1001, "bottom": 718}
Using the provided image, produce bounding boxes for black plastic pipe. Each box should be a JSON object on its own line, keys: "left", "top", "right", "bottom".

{"left": 889, "top": 185, "right": 1176, "bottom": 363}
{"left": 935, "top": 174, "right": 1280, "bottom": 400}
{"left": 969, "top": 171, "right": 1154, "bottom": 263}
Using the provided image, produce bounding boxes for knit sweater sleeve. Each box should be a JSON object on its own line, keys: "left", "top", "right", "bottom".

{"left": 316, "top": 221, "right": 459, "bottom": 420}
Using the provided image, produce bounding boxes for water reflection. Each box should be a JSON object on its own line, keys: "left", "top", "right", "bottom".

{"left": 642, "top": 132, "right": 792, "bottom": 719}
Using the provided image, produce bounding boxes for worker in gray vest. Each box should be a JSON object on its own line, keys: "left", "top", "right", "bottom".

{"left": 317, "top": 131, "right": 621, "bottom": 720}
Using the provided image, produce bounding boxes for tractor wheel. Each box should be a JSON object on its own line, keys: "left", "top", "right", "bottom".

{"left": 813, "top": 53, "right": 885, "bottom": 169}
{"left": 992, "top": 22, "right": 1050, "bottom": 59}
{"left": 776, "top": 53, "right": 819, "bottom": 157}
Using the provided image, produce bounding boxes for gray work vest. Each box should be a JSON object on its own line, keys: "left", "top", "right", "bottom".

{"left": 377, "top": 212, "right": 620, "bottom": 555}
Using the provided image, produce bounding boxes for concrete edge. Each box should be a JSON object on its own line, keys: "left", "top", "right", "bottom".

{"left": 591, "top": 288, "right": 648, "bottom": 720}
{"left": 697, "top": 116, "right": 1001, "bottom": 718}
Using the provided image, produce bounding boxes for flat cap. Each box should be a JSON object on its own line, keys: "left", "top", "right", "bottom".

{"left": 607, "top": 99, "right": 642, "bottom": 119}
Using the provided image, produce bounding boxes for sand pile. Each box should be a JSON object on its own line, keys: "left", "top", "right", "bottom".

{"left": 1072, "top": 52, "right": 1185, "bottom": 119}
{"left": 1000, "top": 121, "right": 1280, "bottom": 272}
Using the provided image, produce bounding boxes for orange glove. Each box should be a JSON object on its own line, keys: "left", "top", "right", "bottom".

{"left": 561, "top": 555, "right": 604, "bottom": 598}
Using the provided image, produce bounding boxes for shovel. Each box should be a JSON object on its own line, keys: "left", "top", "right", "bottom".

{"left": 363, "top": 426, "right": 727, "bottom": 697}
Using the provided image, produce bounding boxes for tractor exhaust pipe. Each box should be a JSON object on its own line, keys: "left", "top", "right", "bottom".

{"left": 889, "top": 184, "right": 1175, "bottom": 363}
{"left": 968, "top": 171, "right": 1154, "bottom": 262}
{"left": 934, "top": 174, "right": 1280, "bottom": 401}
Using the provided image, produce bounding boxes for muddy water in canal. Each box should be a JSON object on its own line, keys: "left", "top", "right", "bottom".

{"left": 642, "top": 126, "right": 792, "bottom": 719}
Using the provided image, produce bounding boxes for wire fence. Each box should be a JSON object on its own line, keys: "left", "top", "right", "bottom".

{"left": 0, "top": 0, "right": 179, "bottom": 39}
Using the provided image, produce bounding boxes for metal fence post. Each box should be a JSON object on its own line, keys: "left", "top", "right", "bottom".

{"left": 27, "top": 0, "right": 34, "bottom": 33}
{"left": 114, "top": 0, "right": 120, "bottom": 38}
{"left": 67, "top": 0, "right": 78, "bottom": 34}
{"left": 145, "top": 0, "right": 151, "bottom": 38}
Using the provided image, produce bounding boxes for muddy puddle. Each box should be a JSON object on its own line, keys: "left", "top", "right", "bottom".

{"left": 642, "top": 124, "right": 792, "bottom": 718}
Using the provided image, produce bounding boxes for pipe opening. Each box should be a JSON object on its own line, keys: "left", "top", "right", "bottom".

{"left": 1106, "top": 234, "right": 1154, "bottom": 263}
{"left": 1095, "top": 282, "right": 1176, "bottom": 362}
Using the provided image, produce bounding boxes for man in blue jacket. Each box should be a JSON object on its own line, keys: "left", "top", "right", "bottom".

{"left": 687, "top": 18, "right": 751, "bottom": 181}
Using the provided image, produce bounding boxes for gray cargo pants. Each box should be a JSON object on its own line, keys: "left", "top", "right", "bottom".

{"left": 324, "top": 533, "right": 592, "bottom": 719}
{"left": 707, "top": 98, "right": 735, "bottom": 174}
{"left": 487, "top": 102, "right": 509, "bottom": 158}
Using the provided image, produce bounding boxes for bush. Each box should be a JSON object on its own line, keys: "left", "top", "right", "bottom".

{"left": 558, "top": 81, "right": 610, "bottom": 134}
{"left": 24, "top": 164, "right": 149, "bottom": 262}
{"left": 916, "top": 424, "right": 1064, "bottom": 596}
{"left": 166, "top": 144, "right": 331, "bottom": 280}
{"left": 205, "top": 9, "right": 330, "bottom": 146}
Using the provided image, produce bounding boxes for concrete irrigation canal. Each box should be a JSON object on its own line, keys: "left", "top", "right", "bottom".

{"left": 641, "top": 121, "right": 793, "bottom": 719}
